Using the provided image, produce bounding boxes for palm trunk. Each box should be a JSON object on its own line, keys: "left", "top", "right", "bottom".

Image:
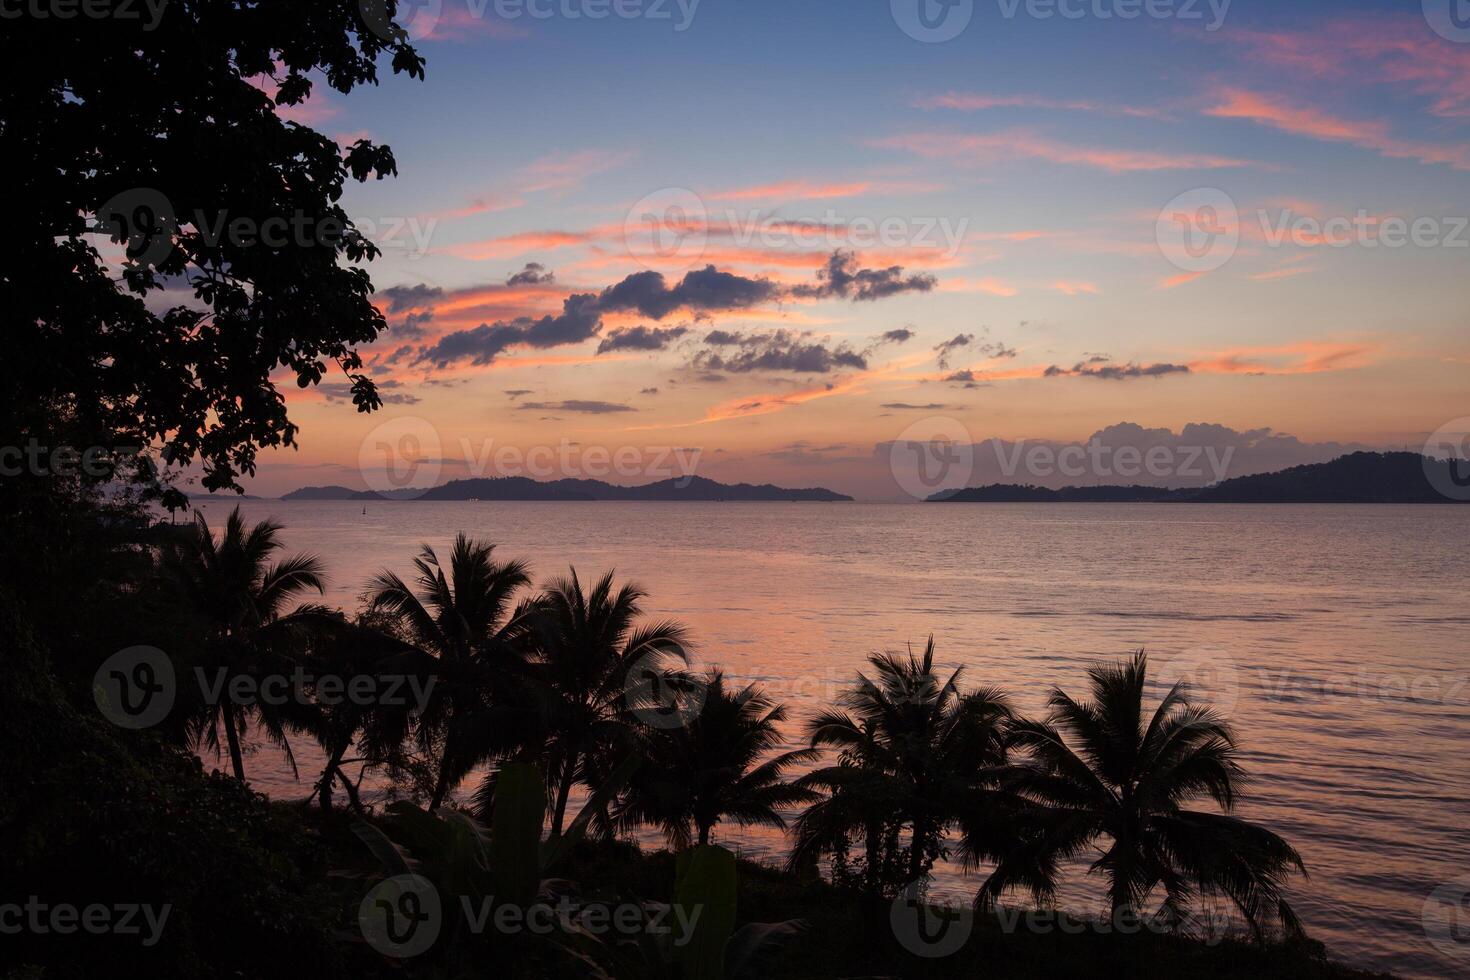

{"left": 222, "top": 710, "right": 246, "bottom": 782}
{"left": 864, "top": 818, "right": 883, "bottom": 896}
{"left": 318, "top": 736, "right": 352, "bottom": 812}
{"left": 697, "top": 823, "right": 711, "bottom": 847}
{"left": 429, "top": 757, "right": 452, "bottom": 811}
{"left": 908, "top": 818, "right": 926, "bottom": 883}
{"left": 337, "top": 767, "right": 365, "bottom": 812}
{"left": 551, "top": 750, "right": 577, "bottom": 835}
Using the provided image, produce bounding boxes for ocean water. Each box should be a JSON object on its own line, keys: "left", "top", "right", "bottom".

{"left": 202, "top": 500, "right": 1470, "bottom": 977}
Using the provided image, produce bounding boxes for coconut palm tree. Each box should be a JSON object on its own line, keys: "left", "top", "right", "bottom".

{"left": 166, "top": 506, "right": 326, "bottom": 782}
{"left": 968, "top": 651, "right": 1307, "bottom": 941}
{"left": 788, "top": 638, "right": 1013, "bottom": 892}
{"left": 614, "top": 671, "right": 818, "bottom": 848}
{"left": 364, "top": 534, "right": 534, "bottom": 809}
{"left": 510, "top": 567, "right": 690, "bottom": 836}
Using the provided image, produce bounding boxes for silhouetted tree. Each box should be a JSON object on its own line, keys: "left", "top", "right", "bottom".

{"left": 166, "top": 506, "right": 326, "bottom": 781}
{"left": 1, "top": 1, "right": 426, "bottom": 505}
{"left": 365, "top": 535, "right": 534, "bottom": 809}
{"left": 615, "top": 671, "right": 818, "bottom": 848}
{"left": 517, "top": 568, "right": 689, "bottom": 835}
{"left": 789, "top": 639, "right": 1013, "bottom": 892}
{"left": 968, "top": 651, "right": 1307, "bottom": 941}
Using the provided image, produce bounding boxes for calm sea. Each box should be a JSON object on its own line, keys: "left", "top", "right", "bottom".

{"left": 207, "top": 500, "right": 1470, "bottom": 978}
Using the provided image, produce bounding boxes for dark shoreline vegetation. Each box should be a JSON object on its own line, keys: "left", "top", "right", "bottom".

{"left": 3, "top": 495, "right": 1395, "bottom": 979}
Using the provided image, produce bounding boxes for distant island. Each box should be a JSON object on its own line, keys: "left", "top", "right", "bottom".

{"left": 282, "top": 474, "right": 852, "bottom": 502}
{"left": 929, "top": 452, "right": 1470, "bottom": 504}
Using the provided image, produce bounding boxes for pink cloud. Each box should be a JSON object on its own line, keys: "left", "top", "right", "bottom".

{"left": 1223, "top": 18, "right": 1470, "bottom": 119}
{"left": 913, "top": 92, "right": 1165, "bottom": 118}
{"left": 440, "top": 230, "right": 595, "bottom": 261}
{"left": 875, "top": 129, "right": 1252, "bottom": 173}
{"left": 1204, "top": 88, "right": 1470, "bottom": 170}
{"left": 519, "top": 148, "right": 637, "bottom": 194}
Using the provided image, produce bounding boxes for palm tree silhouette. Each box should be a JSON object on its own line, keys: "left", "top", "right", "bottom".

{"left": 365, "top": 534, "right": 533, "bottom": 809}
{"left": 167, "top": 506, "right": 326, "bottom": 782}
{"left": 517, "top": 567, "right": 689, "bottom": 836}
{"left": 615, "top": 671, "right": 818, "bottom": 848}
{"left": 789, "top": 638, "right": 1012, "bottom": 891}
{"left": 970, "top": 651, "right": 1307, "bottom": 941}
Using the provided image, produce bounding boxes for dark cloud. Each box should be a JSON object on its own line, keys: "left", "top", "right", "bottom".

{"left": 640, "top": 387, "right": 660, "bottom": 395}
{"left": 596, "top": 325, "right": 690, "bottom": 354}
{"left": 1044, "top": 361, "right": 1191, "bottom": 380}
{"left": 379, "top": 283, "right": 444, "bottom": 314}
{"left": 393, "top": 310, "right": 433, "bottom": 340}
{"left": 878, "top": 327, "right": 916, "bottom": 344}
{"left": 978, "top": 341, "right": 1017, "bottom": 359}
{"left": 416, "top": 293, "right": 602, "bottom": 367}
{"left": 695, "top": 372, "right": 727, "bottom": 383}
{"left": 507, "top": 262, "right": 555, "bottom": 286}
{"left": 792, "top": 250, "right": 937, "bottom": 302}
{"left": 941, "top": 369, "right": 988, "bottom": 389}
{"left": 692, "top": 329, "right": 867, "bottom": 374}
{"left": 882, "top": 402, "right": 952, "bottom": 410}
{"left": 505, "top": 389, "right": 533, "bottom": 399}
{"left": 761, "top": 441, "right": 858, "bottom": 464}
{"left": 598, "top": 267, "right": 779, "bottom": 320}
{"left": 703, "top": 329, "right": 742, "bottom": 346}
{"left": 516, "top": 400, "right": 636, "bottom": 414}
{"left": 933, "top": 334, "right": 974, "bottom": 369}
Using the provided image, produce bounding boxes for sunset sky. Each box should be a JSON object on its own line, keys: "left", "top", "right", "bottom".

{"left": 232, "top": 0, "right": 1468, "bottom": 499}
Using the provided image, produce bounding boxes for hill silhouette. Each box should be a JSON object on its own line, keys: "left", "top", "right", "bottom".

{"left": 930, "top": 452, "right": 1468, "bottom": 504}
{"left": 282, "top": 474, "right": 851, "bottom": 502}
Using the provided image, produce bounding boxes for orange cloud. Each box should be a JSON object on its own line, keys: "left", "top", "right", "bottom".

{"left": 1051, "top": 280, "right": 1100, "bottom": 295}
{"left": 1188, "top": 341, "right": 1379, "bottom": 376}
{"left": 710, "top": 180, "right": 874, "bottom": 202}
{"left": 1158, "top": 271, "right": 1206, "bottom": 290}
{"left": 942, "top": 276, "right": 1019, "bottom": 297}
